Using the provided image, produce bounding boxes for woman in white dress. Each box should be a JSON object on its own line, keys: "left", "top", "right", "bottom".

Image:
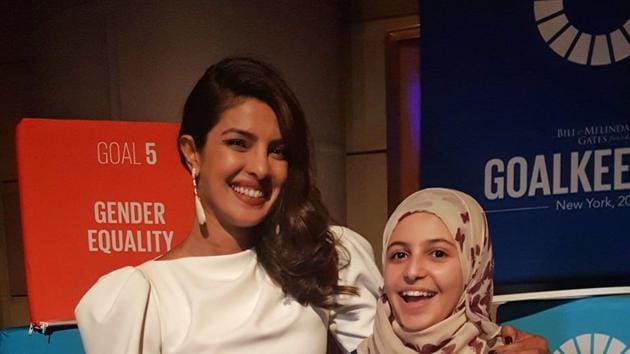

{"left": 75, "top": 57, "right": 382, "bottom": 354}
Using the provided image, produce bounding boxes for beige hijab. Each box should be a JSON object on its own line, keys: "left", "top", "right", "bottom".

{"left": 358, "top": 188, "right": 502, "bottom": 354}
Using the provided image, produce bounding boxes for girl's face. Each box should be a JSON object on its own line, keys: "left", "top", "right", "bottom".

{"left": 195, "top": 98, "right": 288, "bottom": 231}
{"left": 384, "top": 212, "right": 464, "bottom": 332}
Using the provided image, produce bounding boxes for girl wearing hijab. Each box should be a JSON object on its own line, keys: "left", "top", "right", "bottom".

{"left": 357, "top": 188, "right": 503, "bottom": 354}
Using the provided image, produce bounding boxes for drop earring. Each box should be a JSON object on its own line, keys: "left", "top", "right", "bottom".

{"left": 192, "top": 167, "right": 206, "bottom": 227}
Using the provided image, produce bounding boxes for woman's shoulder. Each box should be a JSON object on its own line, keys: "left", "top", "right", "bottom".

{"left": 75, "top": 265, "right": 152, "bottom": 322}
{"left": 328, "top": 225, "right": 381, "bottom": 283}
{"left": 329, "top": 225, "right": 374, "bottom": 255}
{"left": 327, "top": 225, "right": 382, "bottom": 352}
{"left": 75, "top": 264, "right": 163, "bottom": 354}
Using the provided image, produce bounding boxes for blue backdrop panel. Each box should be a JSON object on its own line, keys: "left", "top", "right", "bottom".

{"left": 0, "top": 326, "right": 84, "bottom": 354}
{"left": 420, "top": 1, "right": 630, "bottom": 291}
{"left": 499, "top": 295, "right": 630, "bottom": 354}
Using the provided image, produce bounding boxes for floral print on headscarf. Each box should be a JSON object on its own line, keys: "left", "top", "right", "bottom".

{"left": 358, "top": 188, "right": 502, "bottom": 354}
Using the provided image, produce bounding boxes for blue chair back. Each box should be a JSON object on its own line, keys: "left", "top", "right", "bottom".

{"left": 0, "top": 326, "right": 84, "bottom": 354}
{"left": 499, "top": 295, "right": 630, "bottom": 354}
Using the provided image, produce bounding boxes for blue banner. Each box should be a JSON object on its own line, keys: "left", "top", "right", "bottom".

{"left": 420, "top": 1, "right": 630, "bottom": 292}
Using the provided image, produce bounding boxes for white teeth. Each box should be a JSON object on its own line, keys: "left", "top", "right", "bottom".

{"left": 402, "top": 291, "right": 435, "bottom": 297}
{"left": 232, "top": 185, "right": 264, "bottom": 198}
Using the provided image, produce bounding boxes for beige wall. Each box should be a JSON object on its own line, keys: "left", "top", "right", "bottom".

{"left": 0, "top": 0, "right": 346, "bottom": 328}
{"left": 345, "top": 14, "right": 419, "bottom": 269}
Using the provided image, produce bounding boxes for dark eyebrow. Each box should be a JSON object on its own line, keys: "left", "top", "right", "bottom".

{"left": 221, "top": 128, "right": 256, "bottom": 139}
{"left": 386, "top": 241, "right": 409, "bottom": 251}
{"left": 426, "top": 238, "right": 457, "bottom": 247}
{"left": 386, "top": 237, "right": 456, "bottom": 251}
{"left": 221, "top": 128, "right": 284, "bottom": 145}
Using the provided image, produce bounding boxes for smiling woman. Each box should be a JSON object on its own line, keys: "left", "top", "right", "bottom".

{"left": 179, "top": 98, "right": 289, "bottom": 240}
{"left": 75, "top": 57, "right": 382, "bottom": 354}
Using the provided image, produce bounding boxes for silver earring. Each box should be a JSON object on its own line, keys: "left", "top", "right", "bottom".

{"left": 274, "top": 224, "right": 280, "bottom": 236}
{"left": 192, "top": 167, "right": 206, "bottom": 226}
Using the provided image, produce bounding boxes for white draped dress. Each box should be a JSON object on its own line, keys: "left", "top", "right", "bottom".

{"left": 75, "top": 226, "right": 382, "bottom": 354}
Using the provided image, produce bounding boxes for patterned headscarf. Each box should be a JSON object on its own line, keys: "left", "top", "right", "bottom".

{"left": 358, "top": 188, "right": 502, "bottom": 354}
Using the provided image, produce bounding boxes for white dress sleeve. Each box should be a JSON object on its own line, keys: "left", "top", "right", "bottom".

{"left": 329, "top": 226, "right": 383, "bottom": 353}
{"left": 75, "top": 266, "right": 161, "bottom": 354}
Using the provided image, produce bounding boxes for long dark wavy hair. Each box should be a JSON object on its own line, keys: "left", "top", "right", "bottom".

{"left": 178, "top": 57, "right": 357, "bottom": 309}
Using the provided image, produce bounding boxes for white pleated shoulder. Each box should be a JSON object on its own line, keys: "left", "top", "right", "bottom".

{"left": 75, "top": 226, "right": 382, "bottom": 354}
{"left": 329, "top": 226, "right": 382, "bottom": 351}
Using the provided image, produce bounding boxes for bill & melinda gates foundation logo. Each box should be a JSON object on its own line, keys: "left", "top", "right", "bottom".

{"left": 534, "top": 0, "right": 630, "bottom": 66}
{"left": 553, "top": 333, "right": 628, "bottom": 354}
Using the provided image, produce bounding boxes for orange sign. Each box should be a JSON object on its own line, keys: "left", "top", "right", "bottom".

{"left": 16, "top": 118, "right": 193, "bottom": 326}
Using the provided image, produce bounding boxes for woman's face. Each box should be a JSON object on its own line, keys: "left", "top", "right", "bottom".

{"left": 195, "top": 98, "right": 288, "bottom": 231}
{"left": 384, "top": 212, "right": 464, "bottom": 332}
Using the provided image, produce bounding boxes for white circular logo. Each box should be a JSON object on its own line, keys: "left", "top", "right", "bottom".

{"left": 534, "top": 0, "right": 630, "bottom": 65}
{"left": 553, "top": 333, "right": 627, "bottom": 354}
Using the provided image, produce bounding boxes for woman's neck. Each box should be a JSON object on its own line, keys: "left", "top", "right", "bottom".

{"left": 162, "top": 217, "right": 256, "bottom": 259}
